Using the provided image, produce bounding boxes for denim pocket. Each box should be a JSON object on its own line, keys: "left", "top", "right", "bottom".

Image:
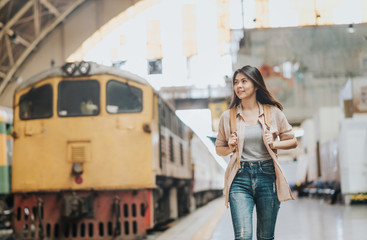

{"left": 259, "top": 161, "right": 275, "bottom": 175}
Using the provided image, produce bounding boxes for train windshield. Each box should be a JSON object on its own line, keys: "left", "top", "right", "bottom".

{"left": 106, "top": 80, "right": 143, "bottom": 113}
{"left": 19, "top": 84, "right": 53, "bottom": 120}
{"left": 58, "top": 80, "right": 100, "bottom": 117}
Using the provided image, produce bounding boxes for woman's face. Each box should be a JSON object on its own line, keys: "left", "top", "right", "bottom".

{"left": 233, "top": 72, "right": 257, "bottom": 100}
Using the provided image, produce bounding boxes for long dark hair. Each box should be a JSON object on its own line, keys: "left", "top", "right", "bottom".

{"left": 228, "top": 65, "right": 283, "bottom": 110}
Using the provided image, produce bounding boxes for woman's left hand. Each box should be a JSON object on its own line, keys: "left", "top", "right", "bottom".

{"left": 265, "top": 129, "right": 274, "bottom": 149}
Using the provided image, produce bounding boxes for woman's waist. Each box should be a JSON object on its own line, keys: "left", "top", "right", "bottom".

{"left": 239, "top": 159, "right": 273, "bottom": 168}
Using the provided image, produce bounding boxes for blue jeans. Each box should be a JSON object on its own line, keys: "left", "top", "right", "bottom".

{"left": 229, "top": 160, "right": 280, "bottom": 240}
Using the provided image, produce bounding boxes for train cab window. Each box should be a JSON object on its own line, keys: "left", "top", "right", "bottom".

{"left": 58, "top": 80, "right": 100, "bottom": 117}
{"left": 106, "top": 80, "right": 142, "bottom": 113}
{"left": 19, "top": 84, "right": 53, "bottom": 120}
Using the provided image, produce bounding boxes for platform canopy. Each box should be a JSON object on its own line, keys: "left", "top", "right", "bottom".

{"left": 0, "top": 0, "right": 148, "bottom": 107}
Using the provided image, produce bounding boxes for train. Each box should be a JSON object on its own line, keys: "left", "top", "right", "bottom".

{"left": 0, "top": 106, "right": 13, "bottom": 229}
{"left": 11, "top": 62, "right": 224, "bottom": 239}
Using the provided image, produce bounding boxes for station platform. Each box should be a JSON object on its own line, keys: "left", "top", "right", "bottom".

{"left": 154, "top": 196, "right": 367, "bottom": 240}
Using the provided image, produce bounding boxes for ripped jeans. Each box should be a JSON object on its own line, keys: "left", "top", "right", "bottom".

{"left": 229, "top": 160, "right": 280, "bottom": 240}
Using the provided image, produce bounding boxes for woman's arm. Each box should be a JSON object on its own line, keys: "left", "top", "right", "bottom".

{"left": 216, "top": 146, "right": 235, "bottom": 156}
{"left": 265, "top": 129, "right": 298, "bottom": 150}
{"left": 266, "top": 107, "right": 298, "bottom": 150}
{"left": 216, "top": 133, "right": 237, "bottom": 156}
{"left": 272, "top": 136, "right": 298, "bottom": 150}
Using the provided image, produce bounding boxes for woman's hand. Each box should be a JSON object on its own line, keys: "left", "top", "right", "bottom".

{"left": 228, "top": 133, "right": 238, "bottom": 152}
{"left": 265, "top": 129, "right": 274, "bottom": 149}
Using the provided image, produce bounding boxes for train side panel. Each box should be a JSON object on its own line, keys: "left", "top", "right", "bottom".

{"left": 191, "top": 134, "right": 224, "bottom": 207}
{"left": 155, "top": 98, "right": 191, "bottom": 180}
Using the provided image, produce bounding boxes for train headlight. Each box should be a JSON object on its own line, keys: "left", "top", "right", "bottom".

{"left": 72, "top": 162, "right": 83, "bottom": 175}
{"left": 78, "top": 61, "right": 91, "bottom": 75}
{"left": 62, "top": 62, "right": 77, "bottom": 76}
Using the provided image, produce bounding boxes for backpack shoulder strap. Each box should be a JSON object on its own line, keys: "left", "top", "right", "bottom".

{"left": 230, "top": 107, "right": 237, "bottom": 134}
{"left": 263, "top": 104, "right": 272, "bottom": 130}
{"left": 230, "top": 107, "right": 240, "bottom": 166}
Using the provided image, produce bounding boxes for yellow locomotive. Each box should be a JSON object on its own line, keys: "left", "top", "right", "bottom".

{"left": 12, "top": 62, "right": 222, "bottom": 239}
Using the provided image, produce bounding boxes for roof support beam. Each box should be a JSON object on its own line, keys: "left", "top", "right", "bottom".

{"left": 33, "top": 0, "right": 41, "bottom": 36}
{"left": 0, "top": 1, "right": 33, "bottom": 41}
{"left": 4, "top": 35, "right": 14, "bottom": 66}
{"left": 0, "top": 22, "right": 31, "bottom": 49}
{"left": 0, "top": 0, "right": 9, "bottom": 11}
{"left": 0, "top": 51, "right": 8, "bottom": 65}
{"left": 40, "top": 0, "right": 60, "bottom": 17}
{"left": 13, "top": 34, "right": 31, "bottom": 48}
{"left": 0, "top": 0, "right": 85, "bottom": 95}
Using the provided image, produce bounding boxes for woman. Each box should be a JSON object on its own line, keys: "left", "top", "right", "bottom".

{"left": 216, "top": 65, "right": 298, "bottom": 240}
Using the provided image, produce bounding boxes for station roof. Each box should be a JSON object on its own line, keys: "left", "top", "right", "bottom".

{"left": 0, "top": 0, "right": 85, "bottom": 100}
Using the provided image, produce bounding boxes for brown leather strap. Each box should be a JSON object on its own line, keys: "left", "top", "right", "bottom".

{"left": 230, "top": 108, "right": 237, "bottom": 133}
{"left": 229, "top": 108, "right": 240, "bottom": 167}
{"left": 264, "top": 104, "right": 271, "bottom": 130}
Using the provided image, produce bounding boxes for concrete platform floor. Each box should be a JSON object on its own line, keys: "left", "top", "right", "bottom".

{"left": 157, "top": 197, "right": 367, "bottom": 240}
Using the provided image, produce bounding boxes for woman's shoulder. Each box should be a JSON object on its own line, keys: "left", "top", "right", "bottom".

{"left": 264, "top": 104, "right": 282, "bottom": 114}
{"left": 266, "top": 105, "right": 288, "bottom": 122}
{"left": 220, "top": 109, "right": 231, "bottom": 119}
{"left": 270, "top": 105, "right": 281, "bottom": 112}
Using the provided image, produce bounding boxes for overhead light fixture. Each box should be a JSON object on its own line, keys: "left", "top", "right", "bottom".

{"left": 62, "top": 62, "right": 78, "bottom": 76}
{"left": 348, "top": 24, "right": 355, "bottom": 33}
{"left": 78, "top": 61, "right": 91, "bottom": 75}
{"left": 8, "top": 30, "right": 16, "bottom": 40}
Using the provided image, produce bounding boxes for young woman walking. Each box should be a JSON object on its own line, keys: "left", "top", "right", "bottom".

{"left": 216, "top": 65, "right": 298, "bottom": 240}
